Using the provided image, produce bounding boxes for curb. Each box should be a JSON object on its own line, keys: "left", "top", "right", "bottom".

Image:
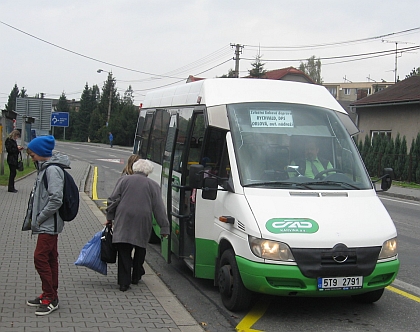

{"left": 377, "top": 191, "right": 420, "bottom": 202}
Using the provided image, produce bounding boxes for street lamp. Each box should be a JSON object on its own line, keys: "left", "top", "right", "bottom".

{"left": 97, "top": 69, "right": 114, "bottom": 125}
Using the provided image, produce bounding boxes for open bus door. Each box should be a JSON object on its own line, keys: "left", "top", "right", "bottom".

{"left": 160, "top": 109, "right": 205, "bottom": 269}
{"left": 160, "top": 114, "right": 178, "bottom": 263}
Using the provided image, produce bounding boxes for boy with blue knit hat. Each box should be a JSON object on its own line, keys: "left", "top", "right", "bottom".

{"left": 23, "top": 135, "right": 71, "bottom": 316}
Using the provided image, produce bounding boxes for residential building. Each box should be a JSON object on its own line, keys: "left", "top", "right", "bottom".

{"left": 323, "top": 81, "right": 394, "bottom": 102}
{"left": 350, "top": 76, "right": 420, "bottom": 148}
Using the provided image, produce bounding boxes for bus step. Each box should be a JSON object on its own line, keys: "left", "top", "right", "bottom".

{"left": 184, "top": 256, "right": 194, "bottom": 271}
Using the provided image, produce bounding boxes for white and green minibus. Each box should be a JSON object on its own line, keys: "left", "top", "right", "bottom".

{"left": 133, "top": 78, "right": 399, "bottom": 311}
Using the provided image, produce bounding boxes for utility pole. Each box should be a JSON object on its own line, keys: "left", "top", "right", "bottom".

{"left": 97, "top": 69, "right": 114, "bottom": 126}
{"left": 231, "top": 44, "right": 244, "bottom": 78}
{"left": 382, "top": 39, "right": 415, "bottom": 83}
{"left": 107, "top": 74, "right": 113, "bottom": 126}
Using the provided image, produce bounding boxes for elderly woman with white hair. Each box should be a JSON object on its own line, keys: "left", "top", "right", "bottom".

{"left": 106, "top": 159, "right": 170, "bottom": 291}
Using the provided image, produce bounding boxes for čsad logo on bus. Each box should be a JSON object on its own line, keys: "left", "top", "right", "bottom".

{"left": 266, "top": 218, "right": 319, "bottom": 234}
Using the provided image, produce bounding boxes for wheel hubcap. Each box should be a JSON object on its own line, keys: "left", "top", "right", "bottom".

{"left": 219, "top": 265, "right": 233, "bottom": 297}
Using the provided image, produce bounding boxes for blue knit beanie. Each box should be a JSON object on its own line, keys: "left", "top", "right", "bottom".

{"left": 28, "top": 135, "right": 55, "bottom": 157}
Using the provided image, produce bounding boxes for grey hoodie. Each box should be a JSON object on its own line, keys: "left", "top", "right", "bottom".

{"left": 23, "top": 152, "right": 71, "bottom": 234}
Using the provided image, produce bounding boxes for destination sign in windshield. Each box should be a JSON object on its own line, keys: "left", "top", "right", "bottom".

{"left": 250, "top": 110, "right": 293, "bottom": 127}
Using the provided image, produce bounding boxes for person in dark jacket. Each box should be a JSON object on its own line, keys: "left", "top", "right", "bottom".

{"left": 5, "top": 130, "right": 23, "bottom": 193}
{"left": 23, "top": 135, "right": 70, "bottom": 316}
{"left": 106, "top": 159, "right": 169, "bottom": 291}
{"left": 109, "top": 132, "right": 113, "bottom": 148}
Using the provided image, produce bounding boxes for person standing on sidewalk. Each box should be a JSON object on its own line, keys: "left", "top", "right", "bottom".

{"left": 106, "top": 159, "right": 169, "bottom": 291}
{"left": 109, "top": 132, "right": 113, "bottom": 148}
{"left": 23, "top": 135, "right": 70, "bottom": 316}
{"left": 5, "top": 130, "right": 24, "bottom": 193}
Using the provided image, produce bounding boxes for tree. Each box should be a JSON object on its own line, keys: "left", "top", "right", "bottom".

{"left": 20, "top": 87, "right": 28, "bottom": 98}
{"left": 5, "top": 84, "right": 20, "bottom": 111}
{"left": 405, "top": 67, "right": 420, "bottom": 79}
{"left": 362, "top": 135, "right": 373, "bottom": 175}
{"left": 382, "top": 137, "right": 394, "bottom": 174}
{"left": 219, "top": 69, "right": 236, "bottom": 78}
{"left": 123, "top": 85, "right": 134, "bottom": 105}
{"left": 89, "top": 73, "right": 118, "bottom": 143}
{"left": 53, "top": 92, "right": 70, "bottom": 139}
{"left": 248, "top": 54, "right": 266, "bottom": 78}
{"left": 299, "top": 55, "right": 323, "bottom": 84}
{"left": 71, "top": 84, "right": 99, "bottom": 142}
{"left": 414, "top": 133, "right": 420, "bottom": 183}
{"left": 395, "top": 134, "right": 407, "bottom": 181}
{"left": 88, "top": 108, "right": 103, "bottom": 143}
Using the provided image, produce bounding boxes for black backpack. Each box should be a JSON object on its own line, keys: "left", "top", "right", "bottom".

{"left": 43, "top": 164, "right": 80, "bottom": 221}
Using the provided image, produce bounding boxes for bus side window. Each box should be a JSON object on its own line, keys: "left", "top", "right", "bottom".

{"left": 202, "top": 128, "right": 229, "bottom": 180}
{"left": 187, "top": 114, "right": 205, "bottom": 171}
{"left": 149, "top": 109, "right": 170, "bottom": 165}
{"left": 140, "top": 112, "right": 154, "bottom": 159}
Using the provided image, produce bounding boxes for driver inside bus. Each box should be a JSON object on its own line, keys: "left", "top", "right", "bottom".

{"left": 290, "top": 140, "right": 333, "bottom": 179}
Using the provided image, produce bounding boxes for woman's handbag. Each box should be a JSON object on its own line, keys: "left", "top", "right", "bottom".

{"left": 101, "top": 225, "right": 117, "bottom": 263}
{"left": 75, "top": 230, "right": 107, "bottom": 275}
{"left": 17, "top": 152, "right": 24, "bottom": 172}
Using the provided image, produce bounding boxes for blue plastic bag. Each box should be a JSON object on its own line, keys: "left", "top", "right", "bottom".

{"left": 75, "top": 230, "right": 107, "bottom": 275}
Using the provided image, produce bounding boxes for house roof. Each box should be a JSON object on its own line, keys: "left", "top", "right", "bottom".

{"left": 186, "top": 75, "right": 205, "bottom": 83}
{"left": 261, "top": 67, "right": 314, "bottom": 83}
{"left": 351, "top": 75, "right": 420, "bottom": 107}
{"left": 187, "top": 67, "right": 314, "bottom": 83}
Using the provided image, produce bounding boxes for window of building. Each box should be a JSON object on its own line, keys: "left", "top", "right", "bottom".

{"left": 327, "top": 87, "right": 337, "bottom": 98}
{"left": 371, "top": 130, "right": 391, "bottom": 144}
{"left": 343, "top": 88, "right": 351, "bottom": 95}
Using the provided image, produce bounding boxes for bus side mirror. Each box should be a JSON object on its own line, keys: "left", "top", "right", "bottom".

{"left": 202, "top": 177, "right": 218, "bottom": 200}
{"left": 189, "top": 164, "right": 204, "bottom": 188}
{"left": 381, "top": 168, "right": 394, "bottom": 191}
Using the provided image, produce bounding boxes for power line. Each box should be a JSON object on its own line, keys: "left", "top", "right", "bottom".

{"left": 163, "top": 45, "right": 232, "bottom": 76}
{"left": 241, "top": 45, "right": 420, "bottom": 63}
{"left": 194, "top": 58, "right": 233, "bottom": 76}
{"left": 131, "top": 58, "right": 233, "bottom": 92}
{"left": 0, "top": 20, "right": 226, "bottom": 80}
{"left": 244, "top": 27, "right": 420, "bottom": 50}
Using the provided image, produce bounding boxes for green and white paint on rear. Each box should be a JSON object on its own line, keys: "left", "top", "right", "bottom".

{"left": 133, "top": 78, "right": 399, "bottom": 311}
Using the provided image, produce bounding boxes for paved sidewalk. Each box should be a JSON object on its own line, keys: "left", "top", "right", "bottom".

{"left": 0, "top": 160, "right": 204, "bottom": 332}
{"left": 377, "top": 183, "right": 420, "bottom": 202}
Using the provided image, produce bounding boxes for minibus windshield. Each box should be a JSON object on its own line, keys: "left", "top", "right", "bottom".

{"left": 227, "top": 102, "right": 372, "bottom": 190}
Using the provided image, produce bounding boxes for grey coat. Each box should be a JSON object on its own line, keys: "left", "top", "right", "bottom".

{"left": 23, "top": 153, "right": 70, "bottom": 234}
{"left": 106, "top": 173, "right": 170, "bottom": 248}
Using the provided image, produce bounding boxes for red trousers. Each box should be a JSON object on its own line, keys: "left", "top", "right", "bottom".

{"left": 34, "top": 234, "right": 59, "bottom": 300}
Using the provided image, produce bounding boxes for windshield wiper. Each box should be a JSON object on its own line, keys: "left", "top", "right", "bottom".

{"left": 244, "top": 182, "right": 312, "bottom": 189}
{"left": 304, "top": 181, "right": 361, "bottom": 190}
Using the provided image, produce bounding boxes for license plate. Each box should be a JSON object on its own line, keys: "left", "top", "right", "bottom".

{"left": 317, "top": 276, "right": 363, "bottom": 291}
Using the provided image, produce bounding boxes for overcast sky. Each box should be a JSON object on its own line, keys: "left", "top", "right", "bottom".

{"left": 1, "top": 0, "right": 419, "bottom": 107}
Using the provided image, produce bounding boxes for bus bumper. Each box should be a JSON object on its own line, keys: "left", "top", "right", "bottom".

{"left": 236, "top": 256, "right": 400, "bottom": 297}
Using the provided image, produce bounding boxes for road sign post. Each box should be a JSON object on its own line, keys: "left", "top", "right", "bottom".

{"left": 51, "top": 112, "right": 69, "bottom": 140}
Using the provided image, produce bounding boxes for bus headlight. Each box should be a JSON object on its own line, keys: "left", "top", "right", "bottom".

{"left": 249, "top": 236, "right": 295, "bottom": 261}
{"left": 378, "top": 237, "right": 398, "bottom": 259}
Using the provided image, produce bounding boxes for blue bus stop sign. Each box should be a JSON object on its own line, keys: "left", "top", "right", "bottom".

{"left": 51, "top": 112, "right": 69, "bottom": 127}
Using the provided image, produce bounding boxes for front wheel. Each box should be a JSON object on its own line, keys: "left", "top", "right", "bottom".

{"left": 351, "top": 288, "right": 384, "bottom": 304}
{"left": 218, "top": 249, "right": 253, "bottom": 311}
